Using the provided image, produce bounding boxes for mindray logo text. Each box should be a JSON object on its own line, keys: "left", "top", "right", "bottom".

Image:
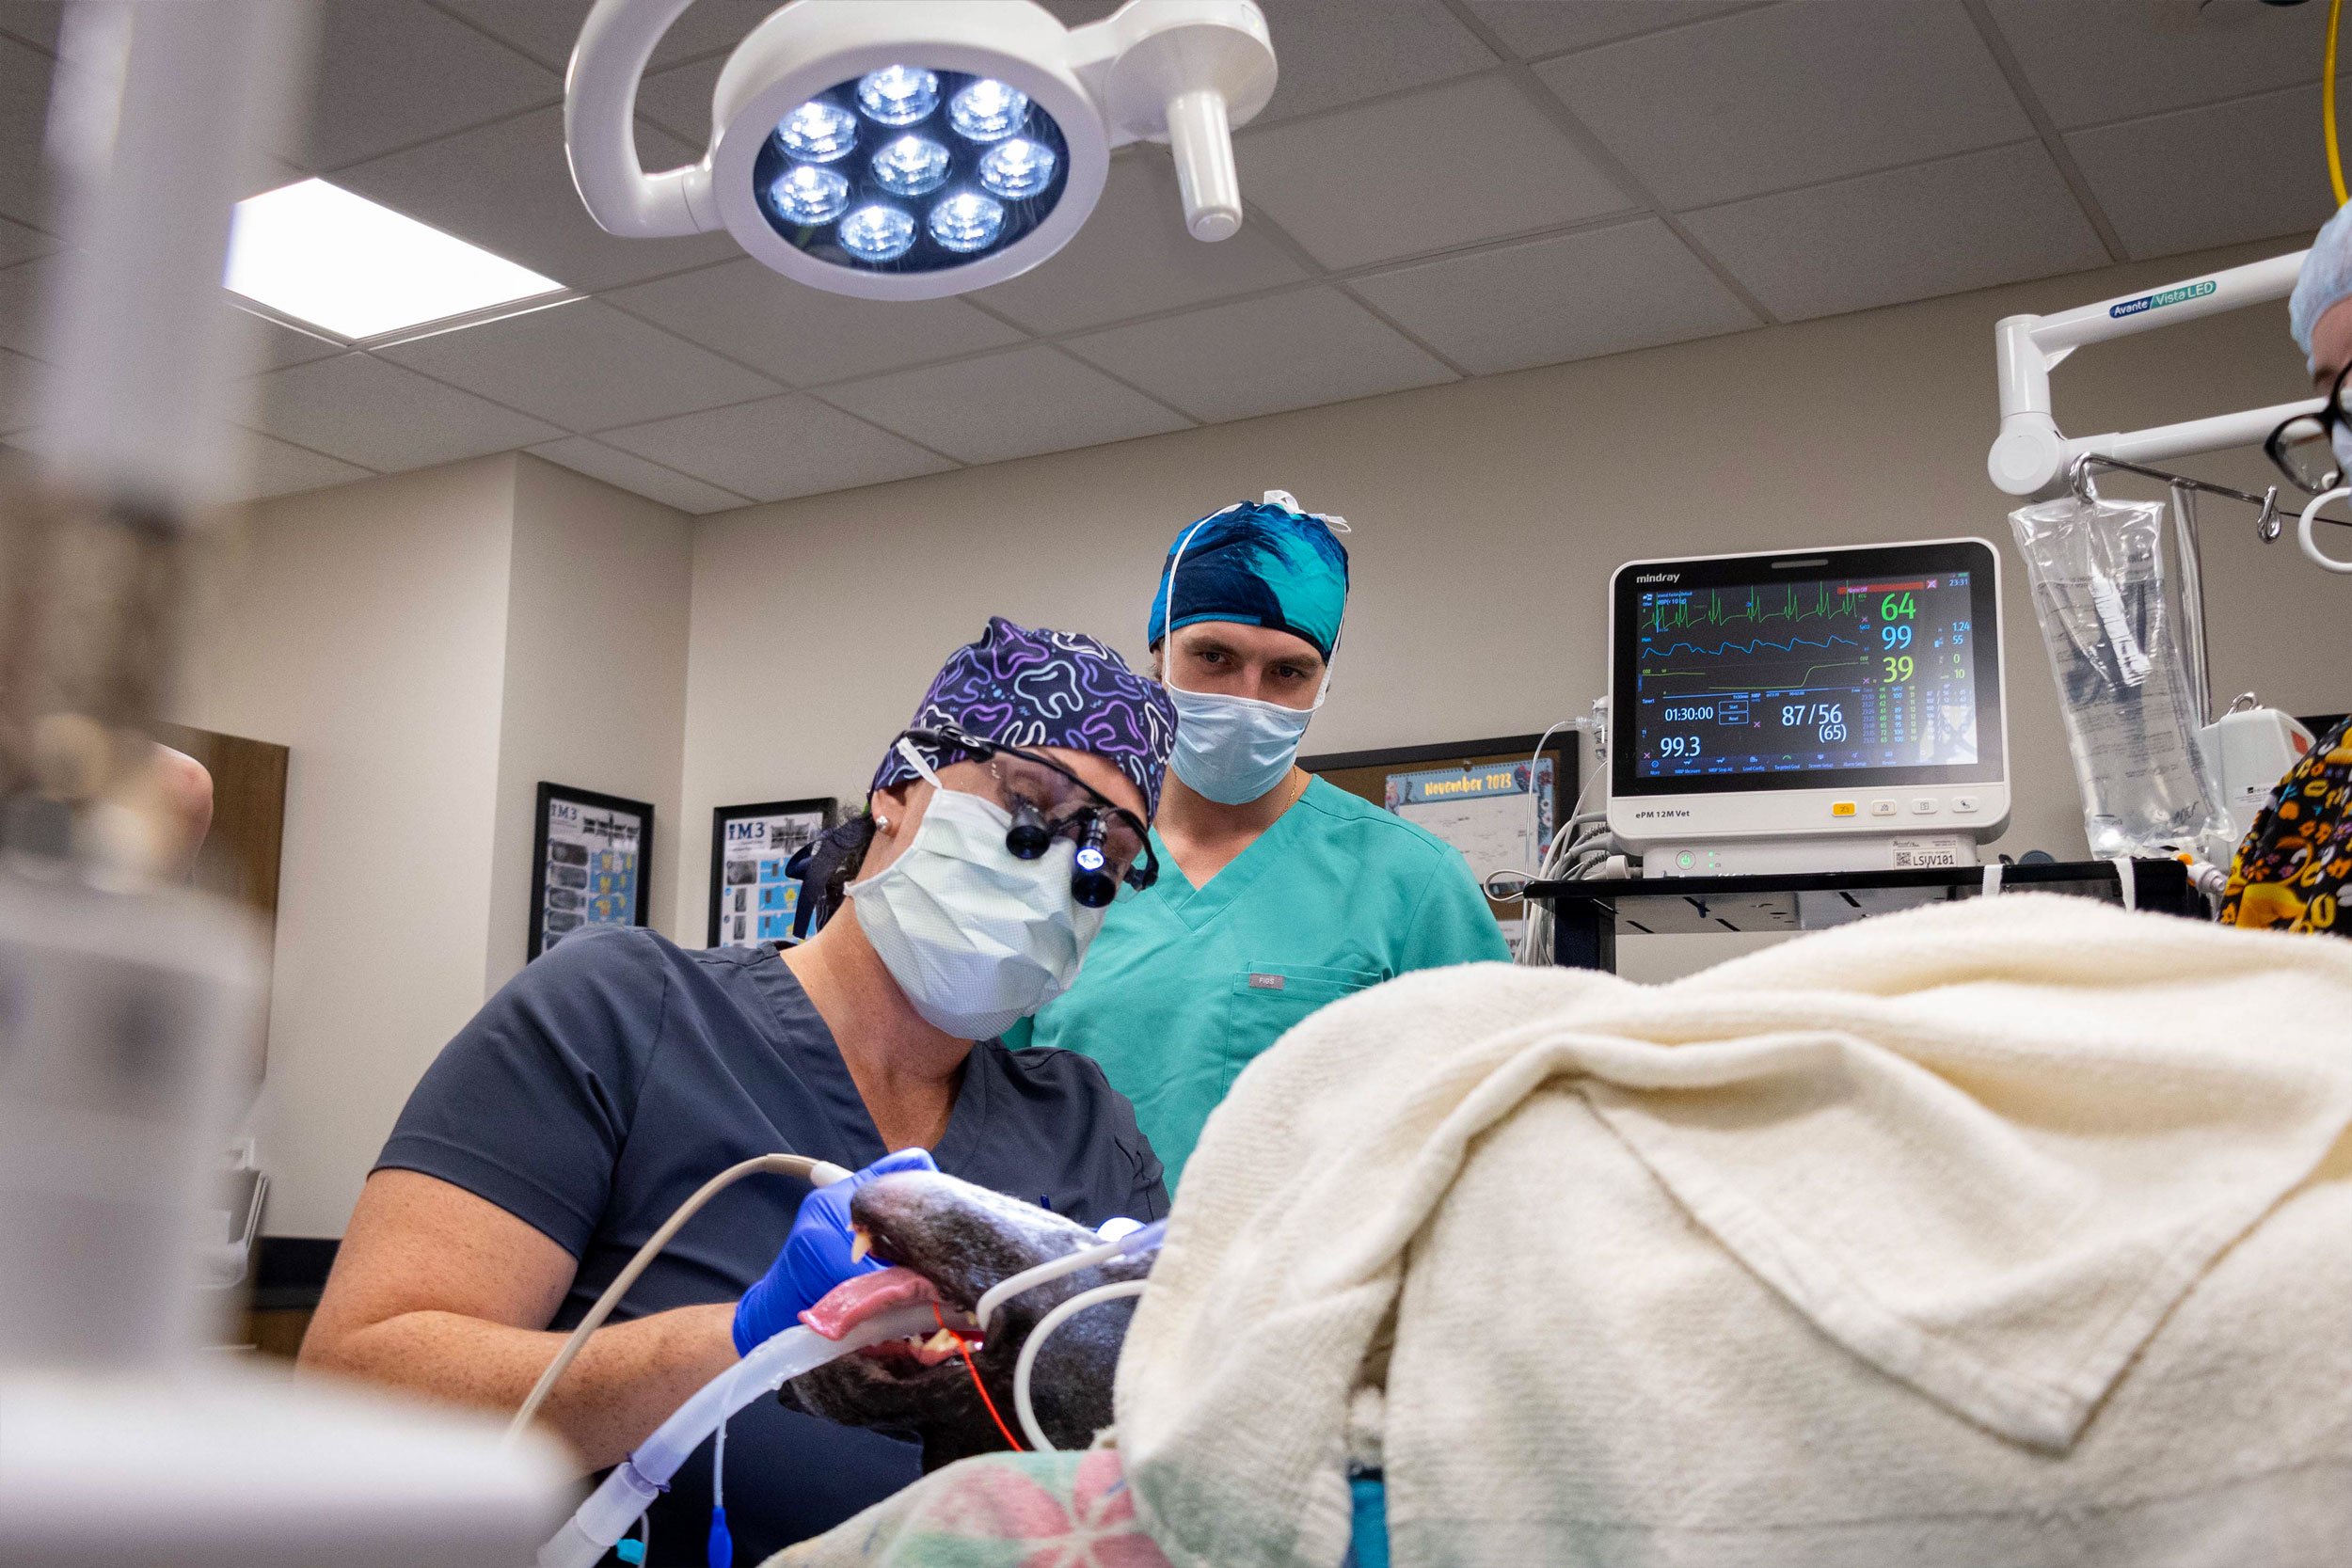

{"left": 1634, "top": 572, "right": 1680, "bottom": 583}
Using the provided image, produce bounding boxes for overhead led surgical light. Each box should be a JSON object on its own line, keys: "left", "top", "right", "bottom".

{"left": 564, "top": 0, "right": 1278, "bottom": 300}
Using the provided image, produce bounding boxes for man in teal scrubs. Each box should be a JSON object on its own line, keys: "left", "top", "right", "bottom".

{"left": 1008, "top": 494, "right": 1508, "bottom": 1185}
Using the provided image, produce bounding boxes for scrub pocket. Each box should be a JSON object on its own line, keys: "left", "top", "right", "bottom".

{"left": 1224, "top": 961, "right": 1382, "bottom": 1091}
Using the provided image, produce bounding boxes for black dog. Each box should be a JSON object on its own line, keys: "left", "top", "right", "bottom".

{"left": 783, "top": 1170, "right": 1152, "bottom": 1470}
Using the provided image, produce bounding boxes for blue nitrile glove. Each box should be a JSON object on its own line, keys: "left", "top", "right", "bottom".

{"left": 732, "top": 1147, "right": 938, "bottom": 1354}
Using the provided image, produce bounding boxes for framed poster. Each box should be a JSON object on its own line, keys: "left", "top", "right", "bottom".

{"left": 1300, "top": 734, "right": 1580, "bottom": 933}
{"left": 708, "top": 798, "right": 835, "bottom": 949}
{"left": 529, "top": 783, "right": 654, "bottom": 961}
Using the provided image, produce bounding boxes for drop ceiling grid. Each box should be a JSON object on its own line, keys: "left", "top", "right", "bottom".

{"left": 2, "top": 0, "right": 2345, "bottom": 512}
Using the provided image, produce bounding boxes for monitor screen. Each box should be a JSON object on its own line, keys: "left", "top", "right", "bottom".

{"left": 1611, "top": 539, "right": 2003, "bottom": 799}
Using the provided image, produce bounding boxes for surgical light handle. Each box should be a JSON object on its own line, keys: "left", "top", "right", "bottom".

{"left": 1988, "top": 248, "right": 2322, "bottom": 499}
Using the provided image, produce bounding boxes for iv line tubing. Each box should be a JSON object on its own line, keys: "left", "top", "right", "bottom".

{"left": 974, "top": 1237, "right": 1122, "bottom": 1332}
{"left": 505, "top": 1151, "right": 852, "bottom": 1446}
{"left": 1011, "top": 1279, "right": 1149, "bottom": 1452}
{"left": 2329, "top": 0, "right": 2346, "bottom": 208}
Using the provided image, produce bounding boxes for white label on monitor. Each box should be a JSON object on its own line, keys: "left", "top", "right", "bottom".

{"left": 1891, "top": 837, "right": 1964, "bottom": 869}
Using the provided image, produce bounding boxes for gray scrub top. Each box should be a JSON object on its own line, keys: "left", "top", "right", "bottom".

{"left": 378, "top": 926, "right": 1166, "bottom": 1563}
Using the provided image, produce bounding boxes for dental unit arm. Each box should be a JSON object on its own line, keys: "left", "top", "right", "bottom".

{"left": 1986, "top": 247, "right": 2336, "bottom": 858}
{"left": 1986, "top": 249, "right": 2317, "bottom": 502}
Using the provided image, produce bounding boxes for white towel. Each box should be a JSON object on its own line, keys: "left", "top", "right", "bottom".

{"left": 1115, "top": 894, "right": 2352, "bottom": 1567}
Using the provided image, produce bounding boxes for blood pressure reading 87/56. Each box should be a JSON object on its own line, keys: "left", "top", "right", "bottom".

{"left": 1632, "top": 576, "right": 1977, "bottom": 779}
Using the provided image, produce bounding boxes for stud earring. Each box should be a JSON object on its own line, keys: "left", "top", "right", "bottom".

{"left": 875, "top": 816, "right": 893, "bottom": 832}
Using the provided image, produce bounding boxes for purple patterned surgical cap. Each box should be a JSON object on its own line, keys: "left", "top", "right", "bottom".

{"left": 869, "top": 617, "right": 1179, "bottom": 817}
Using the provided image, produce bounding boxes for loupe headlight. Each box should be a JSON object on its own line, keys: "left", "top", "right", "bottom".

{"left": 1071, "top": 816, "right": 1119, "bottom": 909}
{"left": 564, "top": 0, "right": 1277, "bottom": 302}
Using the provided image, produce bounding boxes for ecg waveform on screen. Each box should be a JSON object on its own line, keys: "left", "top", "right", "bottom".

{"left": 1641, "top": 583, "right": 1867, "bottom": 636}
{"left": 1647, "top": 633, "right": 1862, "bottom": 661}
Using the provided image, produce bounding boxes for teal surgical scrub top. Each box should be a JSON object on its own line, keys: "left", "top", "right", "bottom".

{"left": 1005, "top": 777, "right": 1510, "bottom": 1185}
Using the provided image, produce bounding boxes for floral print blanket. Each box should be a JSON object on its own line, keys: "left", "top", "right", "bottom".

{"left": 770, "top": 1449, "right": 1168, "bottom": 1568}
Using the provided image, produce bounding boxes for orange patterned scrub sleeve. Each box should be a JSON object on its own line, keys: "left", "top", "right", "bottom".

{"left": 2220, "top": 717, "right": 2352, "bottom": 936}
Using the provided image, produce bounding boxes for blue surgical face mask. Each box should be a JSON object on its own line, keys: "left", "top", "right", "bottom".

{"left": 1166, "top": 681, "right": 1323, "bottom": 804}
{"left": 2330, "top": 421, "right": 2352, "bottom": 485}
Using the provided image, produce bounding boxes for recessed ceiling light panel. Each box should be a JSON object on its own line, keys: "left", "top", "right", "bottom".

{"left": 223, "top": 179, "right": 564, "bottom": 341}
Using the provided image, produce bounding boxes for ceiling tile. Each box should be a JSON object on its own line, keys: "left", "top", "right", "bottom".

{"left": 436, "top": 0, "right": 779, "bottom": 74}
{"left": 601, "top": 393, "right": 954, "bottom": 503}
{"left": 1347, "top": 217, "right": 1757, "bottom": 374}
{"left": 610, "top": 257, "right": 1025, "bottom": 387}
{"left": 1064, "top": 287, "right": 1454, "bottom": 422}
{"left": 824, "top": 345, "right": 1190, "bottom": 466}
{"left": 0, "top": 5, "right": 60, "bottom": 53}
{"left": 237, "top": 429, "right": 373, "bottom": 502}
{"left": 1238, "top": 74, "right": 1629, "bottom": 270}
{"left": 636, "top": 53, "right": 722, "bottom": 145}
{"left": 242, "top": 157, "right": 313, "bottom": 203}
{"left": 0, "top": 214, "right": 52, "bottom": 269}
{"left": 1534, "top": 1, "right": 2031, "bottom": 210}
{"left": 975, "top": 153, "right": 1311, "bottom": 334}
{"left": 1983, "top": 0, "right": 2338, "bottom": 132}
{"left": 2067, "top": 84, "right": 2338, "bottom": 262}
{"left": 248, "top": 352, "right": 563, "bottom": 471}
{"left": 0, "top": 255, "right": 48, "bottom": 356}
{"left": 335, "top": 104, "right": 739, "bottom": 292}
{"left": 1468, "top": 1, "right": 1754, "bottom": 60}
{"left": 300, "top": 0, "right": 559, "bottom": 171}
{"left": 0, "top": 344, "right": 40, "bottom": 433}
{"left": 378, "top": 297, "right": 779, "bottom": 432}
{"left": 1041, "top": 0, "right": 1496, "bottom": 120}
{"left": 229, "top": 308, "right": 347, "bottom": 373}
{"left": 0, "top": 35, "right": 54, "bottom": 231}
{"left": 1248, "top": 0, "right": 1498, "bottom": 123}
{"left": 527, "top": 436, "right": 751, "bottom": 515}
{"left": 1680, "top": 142, "right": 2107, "bottom": 323}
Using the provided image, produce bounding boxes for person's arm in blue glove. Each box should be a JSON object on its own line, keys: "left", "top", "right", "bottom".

{"left": 732, "top": 1147, "right": 937, "bottom": 1355}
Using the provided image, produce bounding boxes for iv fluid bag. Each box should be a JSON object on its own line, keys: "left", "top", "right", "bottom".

{"left": 2010, "top": 496, "right": 2235, "bottom": 867}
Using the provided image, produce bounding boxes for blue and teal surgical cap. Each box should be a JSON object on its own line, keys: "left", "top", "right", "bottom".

{"left": 1145, "top": 495, "right": 1351, "bottom": 660}
{"left": 2290, "top": 202, "right": 2352, "bottom": 372}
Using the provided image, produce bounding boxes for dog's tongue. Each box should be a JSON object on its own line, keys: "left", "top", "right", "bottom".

{"left": 801, "top": 1266, "right": 939, "bottom": 1339}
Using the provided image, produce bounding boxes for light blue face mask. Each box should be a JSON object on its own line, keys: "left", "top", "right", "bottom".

{"left": 1166, "top": 682, "right": 1324, "bottom": 804}
{"left": 1161, "top": 496, "right": 1340, "bottom": 806}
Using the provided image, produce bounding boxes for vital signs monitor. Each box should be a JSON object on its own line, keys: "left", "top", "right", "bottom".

{"left": 1607, "top": 539, "right": 2010, "bottom": 877}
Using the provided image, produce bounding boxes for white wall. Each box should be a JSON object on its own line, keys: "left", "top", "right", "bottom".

{"left": 176, "top": 457, "right": 517, "bottom": 1238}
{"left": 484, "top": 455, "right": 693, "bottom": 990}
{"left": 176, "top": 452, "right": 695, "bottom": 1235}
{"left": 674, "top": 234, "right": 2350, "bottom": 941}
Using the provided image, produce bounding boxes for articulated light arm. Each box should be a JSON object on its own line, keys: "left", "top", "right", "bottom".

{"left": 564, "top": 0, "right": 718, "bottom": 238}
{"left": 1987, "top": 249, "right": 2322, "bottom": 498}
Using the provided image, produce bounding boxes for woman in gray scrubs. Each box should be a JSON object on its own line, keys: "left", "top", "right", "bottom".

{"left": 300, "top": 618, "right": 1176, "bottom": 1562}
